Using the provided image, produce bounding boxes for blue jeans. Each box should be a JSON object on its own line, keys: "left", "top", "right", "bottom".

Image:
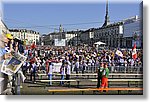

{"left": 48, "top": 74, "right": 52, "bottom": 85}
{"left": 60, "top": 75, "right": 64, "bottom": 85}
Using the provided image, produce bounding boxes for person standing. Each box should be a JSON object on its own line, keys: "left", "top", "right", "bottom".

{"left": 97, "top": 63, "right": 104, "bottom": 88}
{"left": 65, "top": 62, "right": 71, "bottom": 83}
{"left": 45, "top": 58, "right": 50, "bottom": 73}
{"left": 82, "top": 60, "right": 87, "bottom": 74}
{"left": 22, "top": 61, "right": 30, "bottom": 77}
{"left": 48, "top": 62, "right": 53, "bottom": 86}
{"left": 74, "top": 59, "right": 79, "bottom": 77}
{"left": 100, "top": 63, "right": 109, "bottom": 92}
{"left": 60, "top": 60, "right": 65, "bottom": 85}
{"left": 30, "top": 62, "right": 37, "bottom": 83}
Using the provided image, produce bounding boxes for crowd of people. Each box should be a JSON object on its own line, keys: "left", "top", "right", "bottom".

{"left": 0, "top": 33, "right": 143, "bottom": 94}
{"left": 30, "top": 45, "right": 143, "bottom": 73}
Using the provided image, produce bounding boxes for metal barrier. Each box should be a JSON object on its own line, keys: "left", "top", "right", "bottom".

{"left": 108, "top": 66, "right": 143, "bottom": 74}
{"left": 77, "top": 65, "right": 143, "bottom": 74}
{"left": 40, "top": 63, "right": 143, "bottom": 74}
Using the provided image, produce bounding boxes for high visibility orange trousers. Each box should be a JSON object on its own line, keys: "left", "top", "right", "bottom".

{"left": 100, "top": 77, "right": 108, "bottom": 92}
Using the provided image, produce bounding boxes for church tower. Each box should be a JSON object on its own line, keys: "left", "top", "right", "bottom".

{"left": 102, "top": 0, "right": 110, "bottom": 27}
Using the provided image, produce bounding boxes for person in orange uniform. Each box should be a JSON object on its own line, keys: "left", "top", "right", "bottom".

{"left": 100, "top": 63, "right": 109, "bottom": 92}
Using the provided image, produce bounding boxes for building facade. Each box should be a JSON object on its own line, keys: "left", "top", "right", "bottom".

{"left": 42, "top": 31, "right": 77, "bottom": 46}
{"left": 122, "top": 16, "right": 142, "bottom": 48}
{"left": 79, "top": 15, "right": 141, "bottom": 49}
{"left": 9, "top": 29, "right": 40, "bottom": 45}
{"left": 41, "top": 16, "right": 141, "bottom": 48}
{"left": 93, "top": 22, "right": 124, "bottom": 48}
{"left": 80, "top": 29, "right": 94, "bottom": 45}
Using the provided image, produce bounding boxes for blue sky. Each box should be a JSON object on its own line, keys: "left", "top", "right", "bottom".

{"left": 3, "top": 1, "right": 142, "bottom": 34}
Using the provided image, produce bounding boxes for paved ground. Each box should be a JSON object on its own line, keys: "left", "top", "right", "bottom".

{"left": 19, "top": 72, "right": 143, "bottom": 95}
{"left": 20, "top": 80, "right": 143, "bottom": 95}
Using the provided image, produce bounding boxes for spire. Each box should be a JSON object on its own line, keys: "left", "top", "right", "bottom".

{"left": 102, "top": 0, "right": 110, "bottom": 27}
{"left": 59, "top": 24, "right": 63, "bottom": 32}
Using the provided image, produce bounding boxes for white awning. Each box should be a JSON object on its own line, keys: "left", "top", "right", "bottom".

{"left": 94, "top": 41, "right": 106, "bottom": 45}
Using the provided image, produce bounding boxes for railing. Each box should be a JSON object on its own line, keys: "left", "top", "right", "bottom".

{"left": 38, "top": 63, "right": 143, "bottom": 74}
{"left": 74, "top": 65, "right": 143, "bottom": 74}
{"left": 108, "top": 66, "right": 143, "bottom": 74}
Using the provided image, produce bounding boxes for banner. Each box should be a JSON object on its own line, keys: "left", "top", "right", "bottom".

{"left": 1, "top": 51, "right": 27, "bottom": 75}
{"left": 54, "top": 39, "right": 66, "bottom": 46}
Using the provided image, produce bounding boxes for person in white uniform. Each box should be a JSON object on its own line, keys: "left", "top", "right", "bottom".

{"left": 48, "top": 62, "right": 53, "bottom": 86}
{"left": 65, "top": 62, "right": 71, "bottom": 83}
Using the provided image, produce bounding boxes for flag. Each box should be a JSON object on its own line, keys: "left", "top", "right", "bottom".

{"left": 132, "top": 43, "right": 137, "bottom": 60}
{"left": 115, "top": 50, "right": 123, "bottom": 57}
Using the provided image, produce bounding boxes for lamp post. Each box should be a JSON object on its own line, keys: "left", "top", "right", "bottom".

{"left": 77, "top": 29, "right": 79, "bottom": 46}
{"left": 118, "top": 34, "right": 120, "bottom": 48}
{"left": 133, "top": 31, "right": 140, "bottom": 48}
{"left": 76, "top": 29, "right": 79, "bottom": 54}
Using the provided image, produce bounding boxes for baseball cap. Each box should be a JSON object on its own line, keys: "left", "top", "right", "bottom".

{"left": 6, "top": 34, "right": 13, "bottom": 39}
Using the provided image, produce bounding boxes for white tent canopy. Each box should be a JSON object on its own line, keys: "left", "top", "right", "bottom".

{"left": 94, "top": 41, "right": 106, "bottom": 45}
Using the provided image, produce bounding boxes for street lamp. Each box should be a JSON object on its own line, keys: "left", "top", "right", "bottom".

{"left": 118, "top": 34, "right": 120, "bottom": 48}
{"left": 133, "top": 31, "right": 140, "bottom": 48}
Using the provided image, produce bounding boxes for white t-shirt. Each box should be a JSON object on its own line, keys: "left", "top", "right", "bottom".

{"left": 31, "top": 63, "right": 37, "bottom": 72}
{"left": 75, "top": 61, "right": 79, "bottom": 69}
{"left": 48, "top": 65, "right": 53, "bottom": 74}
